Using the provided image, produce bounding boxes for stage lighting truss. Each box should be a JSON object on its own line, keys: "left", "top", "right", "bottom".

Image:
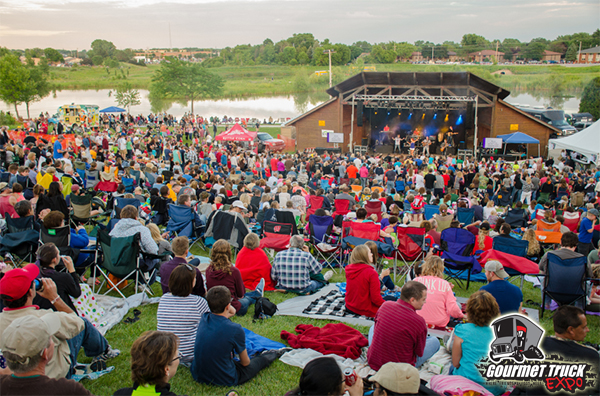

{"left": 356, "top": 95, "right": 476, "bottom": 112}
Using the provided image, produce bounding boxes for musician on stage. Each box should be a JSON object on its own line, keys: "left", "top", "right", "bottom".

{"left": 394, "top": 135, "right": 401, "bottom": 153}
{"left": 409, "top": 138, "right": 416, "bottom": 157}
{"left": 423, "top": 137, "right": 431, "bottom": 156}
{"left": 446, "top": 126, "right": 457, "bottom": 148}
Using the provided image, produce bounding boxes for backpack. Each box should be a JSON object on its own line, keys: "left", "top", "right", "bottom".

{"left": 253, "top": 297, "right": 278, "bottom": 320}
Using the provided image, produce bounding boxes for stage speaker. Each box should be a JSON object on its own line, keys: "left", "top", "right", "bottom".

{"left": 357, "top": 101, "right": 363, "bottom": 127}
{"left": 459, "top": 141, "right": 466, "bottom": 150}
{"left": 465, "top": 102, "right": 474, "bottom": 128}
{"left": 361, "top": 138, "right": 368, "bottom": 146}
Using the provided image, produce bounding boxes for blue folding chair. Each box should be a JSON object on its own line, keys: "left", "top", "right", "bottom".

{"left": 395, "top": 180, "right": 405, "bottom": 193}
{"left": 166, "top": 204, "right": 206, "bottom": 251}
{"left": 440, "top": 227, "right": 481, "bottom": 289}
{"left": 112, "top": 197, "right": 141, "bottom": 219}
{"left": 456, "top": 207, "right": 475, "bottom": 225}
{"left": 541, "top": 252, "right": 587, "bottom": 318}
{"left": 308, "top": 215, "right": 341, "bottom": 271}
{"left": 424, "top": 205, "right": 440, "bottom": 220}
{"left": 122, "top": 177, "right": 135, "bottom": 193}
{"left": 320, "top": 179, "right": 330, "bottom": 192}
{"left": 504, "top": 208, "right": 528, "bottom": 229}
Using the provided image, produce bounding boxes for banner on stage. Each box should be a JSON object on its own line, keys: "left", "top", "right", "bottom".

{"left": 483, "top": 138, "right": 503, "bottom": 149}
{"left": 327, "top": 133, "right": 343, "bottom": 143}
{"left": 321, "top": 129, "right": 334, "bottom": 138}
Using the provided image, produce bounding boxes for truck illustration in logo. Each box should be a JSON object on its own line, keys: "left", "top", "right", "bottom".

{"left": 489, "top": 314, "right": 544, "bottom": 363}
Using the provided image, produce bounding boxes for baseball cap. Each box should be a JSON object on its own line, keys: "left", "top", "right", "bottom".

{"left": 369, "top": 362, "right": 420, "bottom": 394}
{"left": 485, "top": 260, "right": 509, "bottom": 279}
{"left": 71, "top": 184, "right": 80, "bottom": 193}
{"left": 588, "top": 209, "right": 599, "bottom": 217}
{"left": 0, "top": 263, "right": 40, "bottom": 300}
{"left": 232, "top": 200, "right": 247, "bottom": 211}
{"left": 0, "top": 182, "right": 10, "bottom": 193}
{"left": 480, "top": 222, "right": 490, "bottom": 231}
{"left": 0, "top": 314, "right": 60, "bottom": 360}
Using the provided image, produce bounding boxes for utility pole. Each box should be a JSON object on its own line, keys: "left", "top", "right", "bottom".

{"left": 169, "top": 23, "right": 172, "bottom": 51}
{"left": 495, "top": 41, "right": 499, "bottom": 62}
{"left": 578, "top": 41, "right": 582, "bottom": 63}
{"left": 323, "top": 49, "right": 336, "bottom": 87}
{"left": 432, "top": 46, "right": 434, "bottom": 61}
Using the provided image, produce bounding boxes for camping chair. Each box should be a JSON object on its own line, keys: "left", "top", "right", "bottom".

{"left": 122, "top": 177, "right": 135, "bottom": 193}
{"left": 275, "top": 210, "right": 299, "bottom": 236}
{"left": 456, "top": 207, "right": 475, "bottom": 225}
{"left": 371, "top": 186, "right": 384, "bottom": 195}
{"left": 60, "top": 176, "right": 73, "bottom": 198}
{"left": 562, "top": 212, "right": 580, "bottom": 233}
{"left": 130, "top": 169, "right": 142, "bottom": 186}
{"left": 393, "top": 226, "right": 428, "bottom": 281}
{"left": 395, "top": 180, "right": 405, "bottom": 193}
{"left": 92, "top": 229, "right": 160, "bottom": 298}
{"left": 306, "top": 195, "right": 324, "bottom": 222}
{"left": 365, "top": 201, "right": 383, "bottom": 222}
{"left": 339, "top": 178, "right": 350, "bottom": 187}
{"left": 439, "top": 227, "right": 479, "bottom": 289}
{"left": 424, "top": 205, "right": 440, "bottom": 220}
{"left": 0, "top": 215, "right": 38, "bottom": 266}
{"left": 538, "top": 192, "right": 550, "bottom": 204}
{"left": 259, "top": 221, "right": 293, "bottom": 261}
{"left": 504, "top": 208, "right": 528, "bottom": 229}
{"left": 166, "top": 204, "right": 205, "bottom": 251}
{"left": 95, "top": 181, "right": 118, "bottom": 193}
{"left": 70, "top": 193, "right": 109, "bottom": 227}
{"left": 112, "top": 197, "right": 142, "bottom": 219}
{"left": 492, "top": 236, "right": 530, "bottom": 289}
{"left": 320, "top": 179, "right": 330, "bottom": 192}
{"left": 350, "top": 185, "right": 362, "bottom": 196}
{"left": 541, "top": 252, "right": 588, "bottom": 318}
{"left": 86, "top": 169, "right": 100, "bottom": 190}
{"left": 333, "top": 199, "right": 351, "bottom": 218}
{"left": 341, "top": 221, "right": 392, "bottom": 264}
{"left": 162, "top": 170, "right": 173, "bottom": 182}
{"left": 144, "top": 171, "right": 157, "bottom": 188}
{"left": 535, "top": 219, "right": 562, "bottom": 245}
{"left": 308, "top": 215, "right": 342, "bottom": 272}
{"left": 434, "top": 214, "right": 453, "bottom": 232}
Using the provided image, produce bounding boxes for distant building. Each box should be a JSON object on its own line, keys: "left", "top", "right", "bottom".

{"left": 19, "top": 56, "right": 42, "bottom": 66}
{"left": 542, "top": 50, "right": 561, "bottom": 62}
{"left": 410, "top": 52, "right": 423, "bottom": 62}
{"left": 468, "top": 49, "right": 504, "bottom": 63}
{"left": 578, "top": 46, "right": 600, "bottom": 64}
{"left": 134, "top": 49, "right": 216, "bottom": 60}
{"left": 63, "top": 57, "right": 83, "bottom": 65}
{"left": 447, "top": 51, "right": 460, "bottom": 62}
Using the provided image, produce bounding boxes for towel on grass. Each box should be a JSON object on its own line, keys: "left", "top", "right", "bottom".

{"left": 244, "top": 328, "right": 286, "bottom": 357}
{"left": 281, "top": 323, "right": 368, "bottom": 359}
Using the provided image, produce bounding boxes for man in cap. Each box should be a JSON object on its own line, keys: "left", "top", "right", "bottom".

{"left": 369, "top": 362, "right": 433, "bottom": 396}
{"left": 479, "top": 260, "right": 523, "bottom": 314}
{"left": 0, "top": 264, "right": 119, "bottom": 379}
{"left": 0, "top": 315, "right": 91, "bottom": 395}
{"left": 578, "top": 208, "right": 598, "bottom": 257}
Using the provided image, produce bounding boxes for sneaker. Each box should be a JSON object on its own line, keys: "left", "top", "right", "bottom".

{"left": 255, "top": 278, "right": 265, "bottom": 297}
{"left": 324, "top": 270, "right": 334, "bottom": 282}
{"left": 92, "top": 346, "right": 120, "bottom": 364}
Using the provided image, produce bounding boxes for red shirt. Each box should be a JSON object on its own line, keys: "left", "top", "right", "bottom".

{"left": 344, "top": 262, "right": 385, "bottom": 318}
{"left": 367, "top": 299, "right": 427, "bottom": 370}
{"left": 346, "top": 165, "right": 358, "bottom": 179}
{"left": 442, "top": 174, "right": 450, "bottom": 187}
{"left": 235, "top": 247, "right": 276, "bottom": 291}
{"left": 270, "top": 157, "right": 278, "bottom": 171}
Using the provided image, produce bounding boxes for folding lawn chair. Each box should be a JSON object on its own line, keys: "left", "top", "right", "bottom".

{"left": 456, "top": 207, "right": 475, "bottom": 225}
{"left": 424, "top": 205, "right": 440, "bottom": 220}
{"left": 393, "top": 226, "right": 428, "bottom": 281}
{"left": 70, "top": 193, "right": 109, "bottom": 227}
{"left": 86, "top": 169, "right": 100, "bottom": 190}
{"left": 439, "top": 227, "right": 479, "bottom": 289}
{"left": 122, "top": 177, "right": 135, "bottom": 193}
{"left": 365, "top": 201, "right": 383, "bottom": 222}
{"left": 320, "top": 179, "right": 330, "bottom": 192}
{"left": 166, "top": 204, "right": 206, "bottom": 251}
{"left": 259, "top": 220, "right": 293, "bottom": 261}
{"left": 333, "top": 199, "right": 351, "bottom": 217}
{"left": 306, "top": 195, "right": 324, "bottom": 222}
{"left": 504, "top": 208, "right": 528, "bottom": 228}
{"left": 308, "top": 215, "right": 342, "bottom": 272}
{"left": 395, "top": 180, "right": 405, "bottom": 193}
{"left": 562, "top": 211, "right": 580, "bottom": 233}
{"left": 0, "top": 215, "right": 38, "bottom": 266}
{"left": 541, "top": 252, "right": 587, "bottom": 318}
{"left": 492, "top": 236, "right": 530, "bottom": 289}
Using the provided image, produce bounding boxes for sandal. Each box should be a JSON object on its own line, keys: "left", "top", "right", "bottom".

{"left": 123, "top": 309, "right": 141, "bottom": 324}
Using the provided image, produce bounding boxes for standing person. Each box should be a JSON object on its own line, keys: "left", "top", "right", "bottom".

{"left": 191, "top": 286, "right": 284, "bottom": 386}
{"left": 394, "top": 135, "right": 401, "bottom": 154}
{"left": 359, "top": 163, "right": 369, "bottom": 189}
{"left": 578, "top": 209, "right": 598, "bottom": 257}
{"left": 367, "top": 281, "right": 440, "bottom": 370}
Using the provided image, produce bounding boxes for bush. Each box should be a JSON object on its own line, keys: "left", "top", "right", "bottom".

{"left": 0, "top": 111, "right": 17, "bottom": 126}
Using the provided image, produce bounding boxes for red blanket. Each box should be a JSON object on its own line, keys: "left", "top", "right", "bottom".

{"left": 478, "top": 250, "right": 539, "bottom": 274}
{"left": 281, "top": 323, "right": 368, "bottom": 359}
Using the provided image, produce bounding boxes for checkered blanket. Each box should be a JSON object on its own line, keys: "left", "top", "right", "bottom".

{"left": 302, "top": 289, "right": 369, "bottom": 319}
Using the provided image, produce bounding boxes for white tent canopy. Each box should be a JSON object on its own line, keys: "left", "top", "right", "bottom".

{"left": 549, "top": 120, "right": 600, "bottom": 162}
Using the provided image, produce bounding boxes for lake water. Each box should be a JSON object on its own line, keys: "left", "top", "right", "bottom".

{"left": 2, "top": 89, "right": 581, "bottom": 120}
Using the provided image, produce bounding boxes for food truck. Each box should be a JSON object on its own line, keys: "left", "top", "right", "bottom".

{"left": 57, "top": 104, "right": 100, "bottom": 128}
{"left": 489, "top": 315, "right": 544, "bottom": 363}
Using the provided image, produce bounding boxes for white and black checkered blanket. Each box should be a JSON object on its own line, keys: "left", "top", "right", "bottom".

{"left": 302, "top": 290, "right": 371, "bottom": 320}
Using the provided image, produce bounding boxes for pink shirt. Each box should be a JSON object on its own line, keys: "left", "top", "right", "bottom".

{"left": 413, "top": 275, "right": 464, "bottom": 327}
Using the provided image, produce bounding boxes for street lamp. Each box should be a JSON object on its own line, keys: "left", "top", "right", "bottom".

{"left": 323, "top": 49, "right": 336, "bottom": 87}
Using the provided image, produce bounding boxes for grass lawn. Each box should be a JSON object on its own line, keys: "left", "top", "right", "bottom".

{"left": 78, "top": 241, "right": 600, "bottom": 396}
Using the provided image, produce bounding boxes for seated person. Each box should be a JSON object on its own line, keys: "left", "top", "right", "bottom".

{"left": 451, "top": 290, "right": 504, "bottom": 395}
{"left": 166, "top": 194, "right": 204, "bottom": 238}
{"left": 474, "top": 222, "right": 493, "bottom": 252}
{"left": 521, "top": 228, "right": 542, "bottom": 261}
{"left": 586, "top": 264, "right": 600, "bottom": 313}
{"left": 157, "top": 265, "right": 209, "bottom": 366}
{"left": 413, "top": 256, "right": 464, "bottom": 327}
{"left": 286, "top": 357, "right": 363, "bottom": 396}
{"left": 113, "top": 331, "right": 183, "bottom": 396}
{"left": 42, "top": 210, "right": 92, "bottom": 268}
{"left": 32, "top": 243, "right": 82, "bottom": 314}
{"left": 345, "top": 245, "right": 386, "bottom": 318}
{"left": 147, "top": 223, "right": 173, "bottom": 263}
{"left": 151, "top": 185, "right": 172, "bottom": 226}
{"left": 493, "top": 222, "right": 512, "bottom": 241}
{"left": 191, "top": 285, "right": 283, "bottom": 386}
{"left": 367, "top": 281, "right": 440, "bottom": 370}
{"left": 14, "top": 199, "right": 41, "bottom": 231}
{"left": 235, "top": 233, "right": 277, "bottom": 292}
{"left": 355, "top": 208, "right": 391, "bottom": 239}
{"left": 271, "top": 235, "right": 326, "bottom": 294}
{"left": 365, "top": 240, "right": 397, "bottom": 293}
{"left": 159, "top": 236, "right": 205, "bottom": 297}
{"left": 205, "top": 239, "right": 264, "bottom": 316}
{"left": 369, "top": 362, "right": 437, "bottom": 396}
{"left": 0, "top": 182, "right": 18, "bottom": 218}
{"left": 0, "top": 315, "right": 92, "bottom": 395}
{"left": 479, "top": 260, "right": 523, "bottom": 314}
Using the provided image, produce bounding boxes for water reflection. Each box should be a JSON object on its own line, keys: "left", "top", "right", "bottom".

{"left": 292, "top": 91, "right": 330, "bottom": 114}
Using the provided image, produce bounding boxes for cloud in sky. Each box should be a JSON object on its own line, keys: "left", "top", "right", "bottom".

{"left": 0, "top": 0, "right": 597, "bottom": 49}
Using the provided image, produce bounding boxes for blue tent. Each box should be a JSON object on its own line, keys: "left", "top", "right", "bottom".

{"left": 99, "top": 106, "right": 126, "bottom": 113}
{"left": 497, "top": 132, "right": 540, "bottom": 156}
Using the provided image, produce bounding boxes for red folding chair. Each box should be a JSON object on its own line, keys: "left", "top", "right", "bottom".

{"left": 306, "top": 195, "right": 324, "bottom": 222}
{"left": 393, "top": 226, "right": 428, "bottom": 281}
{"left": 563, "top": 211, "right": 580, "bottom": 233}
{"left": 365, "top": 201, "right": 383, "bottom": 222}
{"left": 259, "top": 221, "right": 293, "bottom": 260}
{"left": 333, "top": 199, "right": 350, "bottom": 217}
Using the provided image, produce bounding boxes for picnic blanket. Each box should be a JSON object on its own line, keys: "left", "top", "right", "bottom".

{"left": 281, "top": 323, "right": 368, "bottom": 359}
{"left": 280, "top": 348, "right": 376, "bottom": 379}
{"left": 302, "top": 289, "right": 368, "bottom": 319}
{"left": 244, "top": 328, "right": 286, "bottom": 357}
{"left": 91, "top": 292, "right": 160, "bottom": 335}
{"left": 275, "top": 284, "right": 374, "bottom": 327}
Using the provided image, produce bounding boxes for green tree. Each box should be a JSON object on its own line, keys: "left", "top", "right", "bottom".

{"left": 22, "top": 63, "right": 50, "bottom": 118}
{"left": 88, "top": 39, "right": 116, "bottom": 61}
{"left": 292, "top": 69, "right": 310, "bottom": 92}
{"left": 565, "top": 43, "right": 578, "bottom": 62}
{"left": 151, "top": 57, "right": 223, "bottom": 114}
{"left": 114, "top": 82, "right": 141, "bottom": 113}
{"left": 395, "top": 42, "right": 417, "bottom": 60}
{"left": 579, "top": 77, "right": 600, "bottom": 120}
{"left": 0, "top": 55, "right": 50, "bottom": 118}
{"left": 43, "top": 48, "right": 64, "bottom": 63}
{"left": 523, "top": 41, "right": 546, "bottom": 60}
{"left": 461, "top": 34, "right": 489, "bottom": 50}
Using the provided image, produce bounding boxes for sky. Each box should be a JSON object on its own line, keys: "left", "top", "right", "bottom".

{"left": 0, "top": 0, "right": 598, "bottom": 50}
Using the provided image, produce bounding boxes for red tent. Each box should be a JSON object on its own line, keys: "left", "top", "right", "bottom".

{"left": 215, "top": 123, "right": 257, "bottom": 141}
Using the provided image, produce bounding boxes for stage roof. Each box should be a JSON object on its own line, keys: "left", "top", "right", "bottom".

{"left": 326, "top": 71, "right": 510, "bottom": 100}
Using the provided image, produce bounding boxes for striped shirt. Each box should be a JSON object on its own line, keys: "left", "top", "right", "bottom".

{"left": 157, "top": 293, "right": 210, "bottom": 362}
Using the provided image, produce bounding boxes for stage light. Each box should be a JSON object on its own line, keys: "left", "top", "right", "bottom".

{"left": 444, "top": 114, "right": 449, "bottom": 122}
{"left": 422, "top": 113, "right": 425, "bottom": 119}
{"left": 433, "top": 113, "right": 437, "bottom": 120}
{"left": 387, "top": 111, "right": 390, "bottom": 115}
{"left": 374, "top": 111, "right": 378, "bottom": 115}
{"left": 408, "top": 113, "right": 412, "bottom": 120}
{"left": 456, "top": 115, "right": 463, "bottom": 125}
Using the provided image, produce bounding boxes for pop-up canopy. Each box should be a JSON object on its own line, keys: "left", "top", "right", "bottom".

{"left": 497, "top": 132, "right": 540, "bottom": 156}
{"left": 549, "top": 121, "right": 600, "bottom": 163}
{"left": 99, "top": 106, "right": 126, "bottom": 113}
{"left": 215, "top": 123, "right": 257, "bottom": 141}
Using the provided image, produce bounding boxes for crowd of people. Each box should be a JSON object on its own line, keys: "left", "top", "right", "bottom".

{"left": 0, "top": 115, "right": 599, "bottom": 396}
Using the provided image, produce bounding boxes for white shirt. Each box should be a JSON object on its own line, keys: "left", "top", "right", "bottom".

{"left": 118, "top": 137, "right": 126, "bottom": 150}
{"left": 415, "top": 174, "right": 425, "bottom": 189}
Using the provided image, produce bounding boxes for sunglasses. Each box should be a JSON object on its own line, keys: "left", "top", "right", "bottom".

{"left": 170, "top": 351, "right": 183, "bottom": 364}
{"left": 184, "top": 264, "right": 194, "bottom": 272}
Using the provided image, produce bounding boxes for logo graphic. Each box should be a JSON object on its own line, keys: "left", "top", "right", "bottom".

{"left": 273, "top": 226, "right": 281, "bottom": 233}
{"left": 489, "top": 314, "right": 544, "bottom": 363}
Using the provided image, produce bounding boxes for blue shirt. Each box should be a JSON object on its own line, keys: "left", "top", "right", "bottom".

{"left": 191, "top": 313, "right": 246, "bottom": 386}
{"left": 53, "top": 140, "right": 63, "bottom": 159}
{"left": 480, "top": 280, "right": 523, "bottom": 314}
{"left": 579, "top": 217, "right": 593, "bottom": 243}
